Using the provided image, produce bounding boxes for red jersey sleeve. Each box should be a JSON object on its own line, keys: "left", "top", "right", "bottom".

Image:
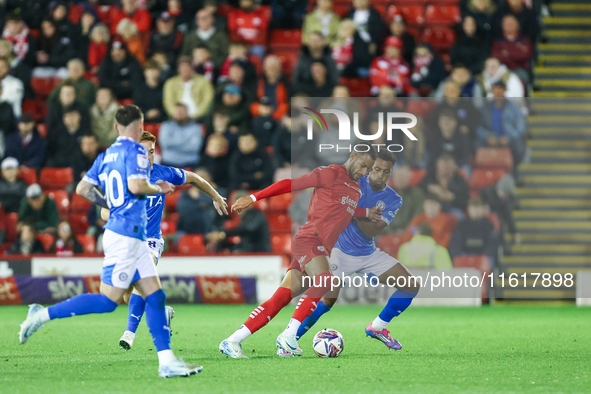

{"left": 252, "top": 167, "right": 339, "bottom": 201}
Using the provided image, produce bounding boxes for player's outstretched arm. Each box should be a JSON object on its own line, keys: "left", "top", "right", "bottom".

{"left": 184, "top": 171, "right": 228, "bottom": 216}
{"left": 128, "top": 179, "right": 174, "bottom": 195}
{"left": 76, "top": 180, "right": 109, "bottom": 209}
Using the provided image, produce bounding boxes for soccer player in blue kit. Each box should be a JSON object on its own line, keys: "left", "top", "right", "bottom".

{"left": 115, "top": 131, "right": 228, "bottom": 350}
{"left": 278, "top": 151, "right": 420, "bottom": 354}
{"left": 18, "top": 106, "right": 203, "bottom": 378}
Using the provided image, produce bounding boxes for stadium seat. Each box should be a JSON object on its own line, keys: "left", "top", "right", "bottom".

{"left": 47, "top": 190, "right": 70, "bottom": 219}
{"left": 409, "top": 168, "right": 427, "bottom": 186}
{"left": 268, "top": 194, "right": 291, "bottom": 212}
{"left": 273, "top": 50, "right": 299, "bottom": 80}
{"left": 164, "top": 190, "right": 183, "bottom": 213}
{"left": 469, "top": 169, "right": 508, "bottom": 195}
{"left": 474, "top": 147, "right": 514, "bottom": 173}
{"left": 71, "top": 193, "right": 92, "bottom": 213}
{"left": 440, "top": 52, "right": 452, "bottom": 71}
{"left": 406, "top": 99, "right": 436, "bottom": 118}
{"left": 37, "top": 123, "right": 47, "bottom": 138}
{"left": 118, "top": 99, "right": 134, "bottom": 106}
{"left": 39, "top": 168, "right": 74, "bottom": 190}
{"left": 424, "top": 5, "right": 461, "bottom": 26}
{"left": 37, "top": 234, "right": 55, "bottom": 252}
{"left": 217, "top": 4, "right": 234, "bottom": 17}
{"left": 69, "top": 212, "right": 90, "bottom": 234}
{"left": 430, "top": 0, "right": 461, "bottom": 5}
{"left": 178, "top": 234, "right": 206, "bottom": 254}
{"left": 376, "top": 234, "right": 404, "bottom": 258}
{"left": 271, "top": 233, "right": 291, "bottom": 255}
{"left": 76, "top": 234, "right": 96, "bottom": 253}
{"left": 387, "top": 5, "right": 425, "bottom": 27}
{"left": 22, "top": 99, "right": 47, "bottom": 121}
{"left": 269, "top": 29, "right": 302, "bottom": 50}
{"left": 6, "top": 212, "right": 18, "bottom": 242}
{"left": 393, "top": 0, "right": 429, "bottom": 5}
{"left": 339, "top": 77, "right": 371, "bottom": 97}
{"left": 420, "top": 27, "right": 456, "bottom": 51}
{"left": 18, "top": 167, "right": 37, "bottom": 185}
{"left": 68, "top": 4, "right": 84, "bottom": 24}
{"left": 267, "top": 212, "right": 291, "bottom": 233}
{"left": 144, "top": 123, "right": 161, "bottom": 139}
{"left": 452, "top": 255, "right": 491, "bottom": 300}
{"left": 332, "top": 3, "right": 350, "bottom": 17}
{"left": 30, "top": 77, "right": 60, "bottom": 97}
{"left": 161, "top": 219, "right": 176, "bottom": 237}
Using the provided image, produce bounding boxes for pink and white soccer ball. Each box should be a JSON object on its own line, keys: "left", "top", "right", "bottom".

{"left": 313, "top": 328, "right": 344, "bottom": 358}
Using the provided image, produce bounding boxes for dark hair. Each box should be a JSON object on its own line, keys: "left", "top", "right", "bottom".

{"left": 468, "top": 196, "right": 484, "bottom": 206}
{"left": 115, "top": 105, "right": 143, "bottom": 127}
{"left": 356, "top": 146, "right": 378, "bottom": 161}
{"left": 424, "top": 192, "right": 441, "bottom": 203}
{"left": 144, "top": 59, "right": 160, "bottom": 70}
{"left": 437, "top": 152, "right": 456, "bottom": 163}
{"left": 6, "top": 12, "right": 23, "bottom": 22}
{"left": 417, "top": 222, "right": 433, "bottom": 236}
{"left": 60, "top": 80, "right": 76, "bottom": 90}
{"left": 376, "top": 150, "right": 397, "bottom": 166}
{"left": 438, "top": 107, "right": 457, "bottom": 120}
{"left": 63, "top": 108, "right": 80, "bottom": 116}
{"left": 194, "top": 44, "right": 210, "bottom": 51}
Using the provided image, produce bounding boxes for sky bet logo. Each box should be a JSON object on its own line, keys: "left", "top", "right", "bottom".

{"left": 303, "top": 107, "right": 417, "bottom": 153}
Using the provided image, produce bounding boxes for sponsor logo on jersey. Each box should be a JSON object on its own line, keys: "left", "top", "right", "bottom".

{"left": 137, "top": 154, "right": 148, "bottom": 168}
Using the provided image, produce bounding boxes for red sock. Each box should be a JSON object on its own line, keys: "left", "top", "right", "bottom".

{"left": 243, "top": 287, "right": 293, "bottom": 334}
{"left": 291, "top": 272, "right": 333, "bottom": 323}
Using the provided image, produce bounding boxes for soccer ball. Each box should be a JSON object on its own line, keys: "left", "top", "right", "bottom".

{"left": 313, "top": 328, "right": 344, "bottom": 358}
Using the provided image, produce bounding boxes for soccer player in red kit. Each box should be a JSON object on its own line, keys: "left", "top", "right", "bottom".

{"left": 219, "top": 150, "right": 383, "bottom": 358}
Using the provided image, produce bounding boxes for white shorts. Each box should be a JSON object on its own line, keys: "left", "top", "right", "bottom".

{"left": 330, "top": 247, "right": 399, "bottom": 281}
{"left": 146, "top": 238, "right": 165, "bottom": 262}
{"left": 101, "top": 230, "right": 158, "bottom": 289}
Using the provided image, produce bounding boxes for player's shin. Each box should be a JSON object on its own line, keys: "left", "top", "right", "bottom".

{"left": 296, "top": 301, "right": 331, "bottom": 340}
{"left": 126, "top": 293, "right": 146, "bottom": 333}
{"left": 46, "top": 293, "right": 119, "bottom": 321}
{"left": 372, "top": 289, "right": 418, "bottom": 330}
{"left": 144, "top": 289, "right": 174, "bottom": 364}
{"left": 285, "top": 272, "right": 334, "bottom": 336}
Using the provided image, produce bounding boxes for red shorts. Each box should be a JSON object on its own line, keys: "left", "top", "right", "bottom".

{"left": 289, "top": 235, "right": 330, "bottom": 273}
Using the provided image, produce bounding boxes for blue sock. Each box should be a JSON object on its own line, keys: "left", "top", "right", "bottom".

{"left": 296, "top": 301, "right": 331, "bottom": 340}
{"left": 378, "top": 290, "right": 418, "bottom": 323}
{"left": 48, "top": 293, "right": 118, "bottom": 320}
{"left": 144, "top": 289, "right": 171, "bottom": 352}
{"left": 126, "top": 293, "right": 146, "bottom": 333}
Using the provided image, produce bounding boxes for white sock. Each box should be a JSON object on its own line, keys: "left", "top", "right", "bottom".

{"left": 282, "top": 318, "right": 301, "bottom": 336}
{"left": 40, "top": 308, "right": 50, "bottom": 323}
{"left": 371, "top": 316, "right": 388, "bottom": 331}
{"left": 228, "top": 325, "right": 252, "bottom": 343}
{"left": 157, "top": 349, "right": 176, "bottom": 365}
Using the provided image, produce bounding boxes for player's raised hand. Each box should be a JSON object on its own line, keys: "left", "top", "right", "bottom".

{"left": 232, "top": 196, "right": 254, "bottom": 215}
{"left": 367, "top": 206, "right": 383, "bottom": 222}
{"left": 214, "top": 196, "right": 229, "bottom": 216}
{"left": 157, "top": 181, "right": 175, "bottom": 194}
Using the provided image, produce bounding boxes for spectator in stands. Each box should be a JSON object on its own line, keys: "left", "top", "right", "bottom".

{"left": 167, "top": 0, "right": 196, "bottom": 33}
{"left": 250, "top": 55, "right": 289, "bottom": 121}
{"left": 295, "top": 62, "right": 335, "bottom": 97}
{"left": 0, "top": 38, "right": 33, "bottom": 101}
{"left": 272, "top": 114, "right": 292, "bottom": 169}
{"left": 332, "top": 19, "right": 356, "bottom": 74}
{"left": 476, "top": 81, "right": 526, "bottom": 167}
{"left": 192, "top": 45, "right": 216, "bottom": 83}
{"left": 400, "top": 113, "right": 427, "bottom": 169}
{"left": 151, "top": 51, "right": 175, "bottom": 83}
{"left": 176, "top": 182, "right": 217, "bottom": 234}
{"left": 211, "top": 107, "right": 239, "bottom": 152}
{"left": 18, "top": 183, "right": 59, "bottom": 235}
{"left": 271, "top": 0, "right": 307, "bottom": 30}
{"left": 46, "top": 81, "right": 90, "bottom": 134}
{"left": 181, "top": 8, "right": 229, "bottom": 69}
{"left": 491, "top": 15, "right": 533, "bottom": 86}
{"left": 7, "top": 222, "right": 45, "bottom": 255}
{"left": 90, "top": 87, "right": 119, "bottom": 148}
{"left": 476, "top": 57, "right": 524, "bottom": 99}
{"left": 434, "top": 64, "right": 483, "bottom": 98}
{"left": 73, "top": 134, "right": 101, "bottom": 184}
{"left": 159, "top": 103, "right": 204, "bottom": 168}
{"left": 50, "top": 1, "right": 75, "bottom": 38}
{"left": 227, "top": 0, "right": 270, "bottom": 59}
{"left": 251, "top": 96, "right": 277, "bottom": 148}
{"left": 344, "top": 0, "right": 386, "bottom": 75}
{"left": 420, "top": 153, "right": 470, "bottom": 216}
{"left": 427, "top": 109, "right": 471, "bottom": 170}
{"left": 150, "top": 12, "right": 184, "bottom": 68}
{"left": 397, "top": 222, "right": 453, "bottom": 269}
{"left": 48, "top": 59, "right": 97, "bottom": 109}
{"left": 110, "top": 0, "right": 152, "bottom": 37}
{"left": 32, "top": 18, "right": 75, "bottom": 78}
{"left": 163, "top": 56, "right": 215, "bottom": 120}
{"left": 0, "top": 56, "right": 24, "bottom": 117}
{"left": 0, "top": 157, "right": 28, "bottom": 214}
{"left": 302, "top": 0, "right": 340, "bottom": 46}
{"left": 4, "top": 114, "right": 45, "bottom": 169}
{"left": 450, "top": 15, "right": 489, "bottom": 75}
{"left": 410, "top": 44, "right": 447, "bottom": 97}
{"left": 133, "top": 60, "right": 165, "bottom": 123}
{"left": 402, "top": 193, "right": 457, "bottom": 248}
{"left": 0, "top": 84, "right": 15, "bottom": 136}
{"left": 98, "top": 39, "right": 143, "bottom": 100}
{"left": 218, "top": 43, "right": 258, "bottom": 93}
{"left": 481, "top": 174, "right": 520, "bottom": 246}
{"left": 116, "top": 18, "right": 147, "bottom": 66}
{"left": 384, "top": 165, "right": 424, "bottom": 235}
{"left": 465, "top": 0, "right": 497, "bottom": 40}
{"left": 201, "top": 133, "right": 231, "bottom": 190}
{"left": 87, "top": 23, "right": 110, "bottom": 74}
{"left": 290, "top": 102, "right": 321, "bottom": 169}
{"left": 369, "top": 36, "right": 412, "bottom": 96}
{"left": 215, "top": 83, "right": 250, "bottom": 129}
{"left": 46, "top": 109, "right": 88, "bottom": 168}
{"left": 389, "top": 15, "right": 415, "bottom": 66}
{"left": 50, "top": 220, "right": 83, "bottom": 256}
{"left": 293, "top": 31, "right": 339, "bottom": 90}
{"left": 496, "top": 0, "right": 539, "bottom": 44}
{"left": 1, "top": 12, "right": 36, "bottom": 67}
{"left": 74, "top": 8, "right": 98, "bottom": 65}
{"left": 228, "top": 133, "right": 273, "bottom": 191}
{"left": 207, "top": 190, "right": 271, "bottom": 253}
{"left": 449, "top": 196, "right": 498, "bottom": 266}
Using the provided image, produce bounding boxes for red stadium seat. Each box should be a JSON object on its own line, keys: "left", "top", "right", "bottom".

{"left": 39, "top": 168, "right": 74, "bottom": 190}
{"left": 144, "top": 123, "right": 161, "bottom": 139}
{"left": 440, "top": 52, "right": 452, "bottom": 71}
{"left": 406, "top": 99, "right": 436, "bottom": 118}
{"left": 118, "top": 99, "right": 134, "bottom": 106}
{"left": 376, "top": 234, "right": 404, "bottom": 258}
{"left": 339, "top": 77, "right": 371, "bottom": 97}
{"left": 267, "top": 212, "right": 291, "bottom": 233}
{"left": 393, "top": 0, "right": 429, "bottom": 5}
{"left": 273, "top": 50, "right": 299, "bottom": 80}
{"left": 69, "top": 212, "right": 90, "bottom": 234}
{"left": 420, "top": 27, "right": 456, "bottom": 51}
{"left": 37, "top": 123, "right": 47, "bottom": 138}
{"left": 388, "top": 5, "right": 425, "bottom": 27}
{"left": 269, "top": 29, "right": 302, "bottom": 50}
{"left": 30, "top": 77, "right": 60, "bottom": 97}
{"left": 36, "top": 234, "right": 55, "bottom": 252}
{"left": 247, "top": 54, "right": 264, "bottom": 76}
{"left": 271, "top": 233, "right": 291, "bottom": 255}
{"left": 71, "top": 193, "right": 92, "bottom": 213}
{"left": 68, "top": 4, "right": 84, "bottom": 24}
{"left": 178, "top": 234, "right": 206, "bottom": 254}
{"left": 164, "top": 190, "right": 183, "bottom": 213}
{"left": 430, "top": 0, "right": 461, "bottom": 5}
{"left": 333, "top": 3, "right": 350, "bottom": 17}
{"left": 22, "top": 99, "right": 47, "bottom": 121}
{"left": 6, "top": 212, "right": 18, "bottom": 242}
{"left": 268, "top": 194, "right": 291, "bottom": 212}
{"left": 18, "top": 167, "right": 37, "bottom": 185}
{"left": 409, "top": 168, "right": 427, "bottom": 187}
{"left": 407, "top": 27, "right": 420, "bottom": 40}
{"left": 424, "top": 5, "right": 461, "bottom": 26}
{"left": 161, "top": 219, "right": 177, "bottom": 237}
{"left": 452, "top": 255, "right": 491, "bottom": 300}
{"left": 217, "top": 4, "right": 234, "bottom": 17}
{"left": 474, "top": 147, "right": 514, "bottom": 172}
{"left": 76, "top": 234, "right": 96, "bottom": 253}
{"left": 47, "top": 190, "right": 70, "bottom": 219}
{"left": 469, "top": 169, "right": 508, "bottom": 194}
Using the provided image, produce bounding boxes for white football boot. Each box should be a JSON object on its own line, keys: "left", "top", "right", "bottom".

{"left": 18, "top": 304, "right": 45, "bottom": 344}
{"left": 276, "top": 333, "right": 303, "bottom": 356}
{"left": 158, "top": 358, "right": 203, "bottom": 378}
{"left": 219, "top": 339, "right": 250, "bottom": 358}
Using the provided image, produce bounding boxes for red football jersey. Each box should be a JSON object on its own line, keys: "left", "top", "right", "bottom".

{"left": 227, "top": 8, "right": 270, "bottom": 46}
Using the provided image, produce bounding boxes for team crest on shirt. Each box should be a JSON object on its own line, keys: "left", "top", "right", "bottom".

{"left": 137, "top": 154, "right": 148, "bottom": 168}
{"left": 376, "top": 200, "right": 386, "bottom": 211}
{"left": 317, "top": 246, "right": 325, "bottom": 251}
{"left": 119, "top": 273, "right": 128, "bottom": 281}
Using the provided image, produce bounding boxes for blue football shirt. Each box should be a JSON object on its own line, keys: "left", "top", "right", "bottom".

{"left": 334, "top": 175, "right": 402, "bottom": 256}
{"left": 83, "top": 136, "right": 151, "bottom": 241}
{"left": 145, "top": 163, "right": 186, "bottom": 240}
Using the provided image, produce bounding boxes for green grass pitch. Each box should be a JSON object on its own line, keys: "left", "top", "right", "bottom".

{"left": 1, "top": 304, "right": 590, "bottom": 393}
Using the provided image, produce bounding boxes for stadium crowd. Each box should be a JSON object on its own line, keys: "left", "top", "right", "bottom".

{"left": 0, "top": 0, "right": 537, "bottom": 269}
